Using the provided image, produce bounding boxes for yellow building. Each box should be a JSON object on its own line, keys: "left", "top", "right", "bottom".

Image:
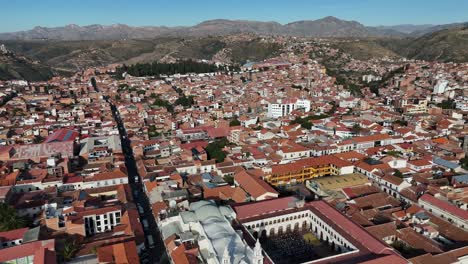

{"left": 265, "top": 155, "right": 354, "bottom": 186}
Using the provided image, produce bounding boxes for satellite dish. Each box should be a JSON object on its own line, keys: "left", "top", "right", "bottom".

{"left": 169, "top": 200, "right": 176, "bottom": 208}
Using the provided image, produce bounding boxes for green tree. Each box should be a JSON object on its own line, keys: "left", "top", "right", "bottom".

{"left": 437, "top": 99, "right": 456, "bottom": 109}
{"left": 394, "top": 120, "right": 408, "bottom": 126}
{"left": 229, "top": 117, "right": 241, "bottom": 127}
{"left": 60, "top": 239, "right": 80, "bottom": 262}
{"left": 0, "top": 203, "right": 28, "bottom": 231}
{"left": 175, "top": 95, "right": 195, "bottom": 108}
{"left": 387, "top": 151, "right": 402, "bottom": 157}
{"left": 351, "top": 123, "right": 362, "bottom": 134}
{"left": 205, "top": 138, "right": 229, "bottom": 163}
{"left": 90, "top": 77, "right": 97, "bottom": 90}
{"left": 394, "top": 169, "right": 403, "bottom": 178}
{"left": 460, "top": 157, "right": 468, "bottom": 170}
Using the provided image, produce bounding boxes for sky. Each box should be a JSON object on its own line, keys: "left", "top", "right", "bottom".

{"left": 1, "top": 0, "right": 468, "bottom": 32}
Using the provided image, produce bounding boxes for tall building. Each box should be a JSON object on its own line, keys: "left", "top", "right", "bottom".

{"left": 267, "top": 98, "right": 311, "bottom": 118}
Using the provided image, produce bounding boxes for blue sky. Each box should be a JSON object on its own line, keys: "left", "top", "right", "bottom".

{"left": 1, "top": 0, "right": 467, "bottom": 32}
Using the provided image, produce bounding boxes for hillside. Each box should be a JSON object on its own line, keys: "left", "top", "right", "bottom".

{"left": 332, "top": 26, "right": 468, "bottom": 63}
{"left": 0, "top": 36, "right": 283, "bottom": 75}
{"left": 401, "top": 26, "right": 468, "bottom": 62}
{"left": 0, "top": 52, "right": 53, "bottom": 81}
{"left": 333, "top": 39, "right": 400, "bottom": 60}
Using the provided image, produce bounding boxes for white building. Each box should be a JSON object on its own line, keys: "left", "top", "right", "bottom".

{"left": 233, "top": 197, "right": 406, "bottom": 263}
{"left": 267, "top": 98, "right": 311, "bottom": 118}
{"left": 362, "top": 74, "right": 382, "bottom": 83}
{"left": 455, "top": 97, "right": 468, "bottom": 111}
{"left": 433, "top": 80, "right": 449, "bottom": 94}
{"left": 159, "top": 200, "right": 263, "bottom": 264}
{"left": 83, "top": 208, "right": 122, "bottom": 236}
{"left": 419, "top": 194, "right": 468, "bottom": 231}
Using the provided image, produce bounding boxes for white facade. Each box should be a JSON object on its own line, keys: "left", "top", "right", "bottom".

{"left": 433, "top": 80, "right": 449, "bottom": 94}
{"left": 244, "top": 209, "right": 357, "bottom": 254}
{"left": 83, "top": 176, "right": 128, "bottom": 189}
{"left": 419, "top": 196, "right": 468, "bottom": 231}
{"left": 455, "top": 98, "right": 468, "bottom": 111}
{"left": 267, "top": 99, "right": 311, "bottom": 118}
{"left": 84, "top": 210, "right": 121, "bottom": 236}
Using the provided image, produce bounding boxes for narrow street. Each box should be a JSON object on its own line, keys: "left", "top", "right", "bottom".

{"left": 105, "top": 96, "right": 167, "bottom": 264}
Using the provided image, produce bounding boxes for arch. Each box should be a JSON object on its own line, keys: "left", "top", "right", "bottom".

{"left": 294, "top": 222, "right": 300, "bottom": 231}
{"left": 286, "top": 224, "right": 292, "bottom": 233}
{"left": 278, "top": 226, "right": 284, "bottom": 235}
{"left": 253, "top": 231, "right": 259, "bottom": 239}
{"left": 260, "top": 229, "right": 267, "bottom": 238}
{"left": 269, "top": 228, "right": 275, "bottom": 236}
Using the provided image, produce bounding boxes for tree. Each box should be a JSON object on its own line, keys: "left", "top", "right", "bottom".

{"left": 0, "top": 203, "right": 28, "bottom": 231}
{"left": 60, "top": 239, "right": 80, "bottom": 262}
{"left": 394, "top": 120, "right": 408, "bottom": 126}
{"left": 351, "top": 123, "right": 362, "bottom": 135}
{"left": 115, "top": 59, "right": 228, "bottom": 78}
{"left": 229, "top": 117, "right": 241, "bottom": 127}
{"left": 205, "top": 138, "right": 229, "bottom": 163}
{"left": 175, "top": 95, "right": 195, "bottom": 108}
{"left": 438, "top": 99, "right": 456, "bottom": 109}
{"left": 90, "top": 77, "right": 97, "bottom": 90}
{"left": 394, "top": 169, "right": 403, "bottom": 178}
{"left": 460, "top": 157, "right": 468, "bottom": 170}
{"left": 33, "top": 135, "right": 44, "bottom": 144}
{"left": 387, "top": 151, "right": 402, "bottom": 157}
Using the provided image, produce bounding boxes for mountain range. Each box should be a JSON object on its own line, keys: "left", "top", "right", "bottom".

{"left": 1, "top": 16, "right": 466, "bottom": 40}
{"left": 1, "top": 17, "right": 467, "bottom": 82}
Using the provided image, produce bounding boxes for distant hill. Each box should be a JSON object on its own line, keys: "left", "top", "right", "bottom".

{"left": 334, "top": 25, "right": 468, "bottom": 63}
{"left": 374, "top": 24, "right": 434, "bottom": 34}
{"left": 0, "top": 17, "right": 407, "bottom": 40}
{"left": 284, "top": 16, "right": 404, "bottom": 37}
{"left": 400, "top": 25, "right": 468, "bottom": 62}
{"left": 411, "top": 22, "right": 468, "bottom": 36}
{"left": 0, "top": 19, "right": 467, "bottom": 81}
{"left": 0, "top": 51, "right": 53, "bottom": 81}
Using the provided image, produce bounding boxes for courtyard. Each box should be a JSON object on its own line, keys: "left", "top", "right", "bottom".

{"left": 259, "top": 230, "right": 340, "bottom": 264}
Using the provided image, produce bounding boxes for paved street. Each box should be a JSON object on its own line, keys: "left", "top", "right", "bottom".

{"left": 106, "top": 96, "right": 167, "bottom": 264}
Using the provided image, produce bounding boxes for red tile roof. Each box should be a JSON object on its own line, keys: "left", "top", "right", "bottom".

{"left": 44, "top": 128, "right": 79, "bottom": 143}
{"left": 0, "top": 227, "right": 28, "bottom": 242}
{"left": 271, "top": 155, "right": 352, "bottom": 175}
{"left": 234, "top": 196, "right": 297, "bottom": 221}
{"left": 0, "top": 239, "right": 56, "bottom": 264}
{"left": 98, "top": 240, "right": 140, "bottom": 264}
{"left": 420, "top": 194, "right": 468, "bottom": 220}
{"left": 234, "top": 170, "right": 278, "bottom": 199}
